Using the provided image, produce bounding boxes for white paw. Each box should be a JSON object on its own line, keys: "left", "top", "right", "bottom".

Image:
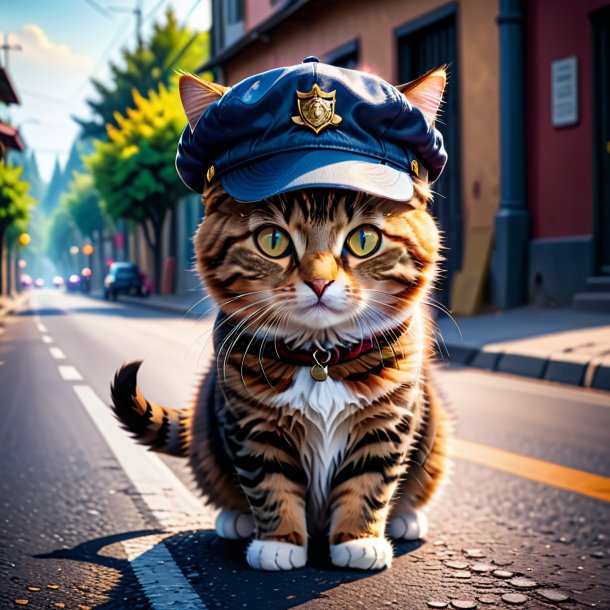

{"left": 215, "top": 510, "right": 254, "bottom": 540}
{"left": 387, "top": 509, "right": 428, "bottom": 541}
{"left": 246, "top": 539, "right": 307, "bottom": 571}
{"left": 330, "top": 537, "right": 393, "bottom": 570}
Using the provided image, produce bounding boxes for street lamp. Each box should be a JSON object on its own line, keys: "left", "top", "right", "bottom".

{"left": 18, "top": 232, "right": 31, "bottom": 247}
{"left": 82, "top": 244, "right": 94, "bottom": 280}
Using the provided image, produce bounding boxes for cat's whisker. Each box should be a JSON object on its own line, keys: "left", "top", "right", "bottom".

{"left": 191, "top": 295, "right": 278, "bottom": 371}
{"left": 182, "top": 290, "right": 219, "bottom": 320}
{"left": 218, "top": 303, "right": 275, "bottom": 384}
{"left": 273, "top": 309, "right": 294, "bottom": 360}
{"left": 358, "top": 288, "right": 457, "bottom": 359}
{"left": 238, "top": 305, "right": 279, "bottom": 394}
{"left": 363, "top": 305, "right": 405, "bottom": 366}
{"left": 351, "top": 309, "right": 386, "bottom": 368}
{"left": 258, "top": 309, "right": 284, "bottom": 388}
{"left": 421, "top": 297, "right": 462, "bottom": 341}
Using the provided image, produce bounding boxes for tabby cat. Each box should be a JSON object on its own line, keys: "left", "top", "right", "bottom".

{"left": 111, "top": 66, "right": 451, "bottom": 571}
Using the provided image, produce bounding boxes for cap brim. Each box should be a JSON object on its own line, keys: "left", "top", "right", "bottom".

{"left": 220, "top": 150, "right": 414, "bottom": 203}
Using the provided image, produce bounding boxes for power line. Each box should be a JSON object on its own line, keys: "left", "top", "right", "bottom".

{"left": 81, "top": 0, "right": 115, "bottom": 20}
{"left": 21, "top": 89, "right": 79, "bottom": 106}
{"left": 28, "top": 148, "right": 72, "bottom": 154}
{"left": 142, "top": 0, "right": 168, "bottom": 25}
{"left": 180, "top": 0, "right": 203, "bottom": 27}
{"left": 69, "top": 16, "right": 133, "bottom": 99}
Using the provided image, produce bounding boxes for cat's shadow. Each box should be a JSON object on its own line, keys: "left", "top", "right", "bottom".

{"left": 37, "top": 528, "right": 423, "bottom": 609}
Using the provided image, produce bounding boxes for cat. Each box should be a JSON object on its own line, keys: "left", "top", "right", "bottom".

{"left": 111, "top": 65, "right": 451, "bottom": 572}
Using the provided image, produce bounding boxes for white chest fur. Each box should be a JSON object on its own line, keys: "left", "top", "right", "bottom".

{"left": 268, "top": 367, "right": 363, "bottom": 516}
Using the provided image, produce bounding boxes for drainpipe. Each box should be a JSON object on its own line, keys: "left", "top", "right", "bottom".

{"left": 491, "top": 0, "right": 530, "bottom": 309}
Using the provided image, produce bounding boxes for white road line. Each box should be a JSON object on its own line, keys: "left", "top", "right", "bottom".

{"left": 42, "top": 335, "right": 53, "bottom": 344}
{"left": 58, "top": 365, "right": 83, "bottom": 381}
{"left": 124, "top": 535, "right": 207, "bottom": 609}
{"left": 37, "top": 323, "right": 47, "bottom": 333}
{"left": 73, "top": 385, "right": 210, "bottom": 609}
{"left": 49, "top": 347, "right": 66, "bottom": 360}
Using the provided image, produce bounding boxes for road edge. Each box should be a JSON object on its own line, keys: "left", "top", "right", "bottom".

{"left": 440, "top": 341, "right": 610, "bottom": 392}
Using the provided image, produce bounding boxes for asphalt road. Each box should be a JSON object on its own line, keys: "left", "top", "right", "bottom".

{"left": 1, "top": 289, "right": 609, "bottom": 610}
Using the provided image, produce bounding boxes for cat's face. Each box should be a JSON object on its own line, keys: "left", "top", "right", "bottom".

{"left": 196, "top": 184, "right": 439, "bottom": 347}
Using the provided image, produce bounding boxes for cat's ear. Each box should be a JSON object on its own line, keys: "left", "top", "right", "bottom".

{"left": 396, "top": 65, "right": 447, "bottom": 124}
{"left": 178, "top": 73, "right": 230, "bottom": 132}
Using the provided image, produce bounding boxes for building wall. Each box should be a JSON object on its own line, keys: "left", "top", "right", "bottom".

{"left": 245, "top": 0, "right": 276, "bottom": 30}
{"left": 526, "top": 0, "right": 608, "bottom": 240}
{"left": 526, "top": 0, "right": 609, "bottom": 305}
{"left": 222, "top": 0, "right": 500, "bottom": 284}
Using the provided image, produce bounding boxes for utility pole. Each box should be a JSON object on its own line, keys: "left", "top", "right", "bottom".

{"left": 109, "top": 0, "right": 144, "bottom": 49}
{"left": 0, "top": 33, "right": 22, "bottom": 69}
{"left": 491, "top": 0, "right": 529, "bottom": 309}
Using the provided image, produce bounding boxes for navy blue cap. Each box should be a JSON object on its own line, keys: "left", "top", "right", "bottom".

{"left": 176, "top": 58, "right": 447, "bottom": 202}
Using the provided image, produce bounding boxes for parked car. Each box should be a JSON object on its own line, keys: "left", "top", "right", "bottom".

{"left": 104, "top": 262, "right": 147, "bottom": 300}
{"left": 53, "top": 276, "right": 64, "bottom": 288}
{"left": 34, "top": 278, "right": 45, "bottom": 288}
{"left": 66, "top": 274, "right": 81, "bottom": 292}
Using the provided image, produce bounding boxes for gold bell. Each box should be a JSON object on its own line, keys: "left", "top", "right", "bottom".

{"left": 310, "top": 348, "right": 332, "bottom": 382}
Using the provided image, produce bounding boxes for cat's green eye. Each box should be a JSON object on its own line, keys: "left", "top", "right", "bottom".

{"left": 255, "top": 226, "right": 292, "bottom": 258}
{"left": 346, "top": 225, "right": 381, "bottom": 258}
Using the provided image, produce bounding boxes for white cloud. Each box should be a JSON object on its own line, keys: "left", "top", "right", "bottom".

{"left": 14, "top": 24, "right": 94, "bottom": 72}
{"left": 6, "top": 25, "right": 97, "bottom": 181}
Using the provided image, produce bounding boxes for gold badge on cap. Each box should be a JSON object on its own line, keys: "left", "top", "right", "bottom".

{"left": 411, "top": 159, "right": 419, "bottom": 178}
{"left": 292, "top": 84, "right": 342, "bottom": 134}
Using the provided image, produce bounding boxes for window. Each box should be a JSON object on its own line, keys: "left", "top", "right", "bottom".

{"left": 324, "top": 40, "right": 359, "bottom": 70}
{"left": 226, "top": 0, "right": 244, "bottom": 24}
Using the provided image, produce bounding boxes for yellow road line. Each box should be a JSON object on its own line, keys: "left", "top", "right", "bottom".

{"left": 453, "top": 438, "right": 610, "bottom": 503}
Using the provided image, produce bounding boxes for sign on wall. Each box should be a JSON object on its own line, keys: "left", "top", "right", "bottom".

{"left": 551, "top": 56, "right": 579, "bottom": 128}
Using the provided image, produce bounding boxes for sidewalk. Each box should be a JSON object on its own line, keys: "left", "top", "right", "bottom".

{"left": 0, "top": 292, "right": 29, "bottom": 321}
{"left": 435, "top": 307, "right": 610, "bottom": 392}
{"left": 112, "top": 290, "right": 215, "bottom": 318}
{"left": 113, "top": 291, "right": 610, "bottom": 392}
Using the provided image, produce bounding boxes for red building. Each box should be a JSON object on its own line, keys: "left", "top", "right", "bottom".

{"left": 526, "top": 0, "right": 610, "bottom": 310}
{"left": 0, "top": 67, "right": 24, "bottom": 157}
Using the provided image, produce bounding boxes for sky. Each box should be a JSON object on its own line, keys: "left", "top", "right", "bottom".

{"left": 1, "top": 0, "right": 211, "bottom": 181}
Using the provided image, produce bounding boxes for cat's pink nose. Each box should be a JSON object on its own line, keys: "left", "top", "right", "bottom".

{"left": 306, "top": 278, "right": 333, "bottom": 299}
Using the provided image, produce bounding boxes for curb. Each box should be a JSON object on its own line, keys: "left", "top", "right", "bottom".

{"left": 112, "top": 294, "right": 214, "bottom": 318}
{"left": 442, "top": 342, "right": 610, "bottom": 392}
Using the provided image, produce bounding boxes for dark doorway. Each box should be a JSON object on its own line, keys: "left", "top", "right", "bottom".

{"left": 397, "top": 5, "right": 462, "bottom": 305}
{"left": 592, "top": 6, "right": 610, "bottom": 275}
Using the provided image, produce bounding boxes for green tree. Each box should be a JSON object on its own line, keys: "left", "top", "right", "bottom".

{"left": 63, "top": 171, "right": 110, "bottom": 281}
{"left": 46, "top": 204, "right": 78, "bottom": 276}
{"left": 63, "top": 171, "right": 107, "bottom": 240}
{"left": 5, "top": 215, "right": 30, "bottom": 294}
{"left": 87, "top": 84, "right": 188, "bottom": 291}
{"left": 40, "top": 157, "right": 64, "bottom": 215}
{"left": 0, "top": 161, "right": 33, "bottom": 294}
{"left": 76, "top": 8, "right": 208, "bottom": 139}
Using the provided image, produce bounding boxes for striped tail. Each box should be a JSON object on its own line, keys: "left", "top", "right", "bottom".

{"left": 111, "top": 361, "right": 191, "bottom": 457}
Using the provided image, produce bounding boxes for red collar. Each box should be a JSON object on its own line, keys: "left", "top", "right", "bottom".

{"left": 273, "top": 337, "right": 382, "bottom": 366}
{"left": 214, "top": 311, "right": 399, "bottom": 368}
